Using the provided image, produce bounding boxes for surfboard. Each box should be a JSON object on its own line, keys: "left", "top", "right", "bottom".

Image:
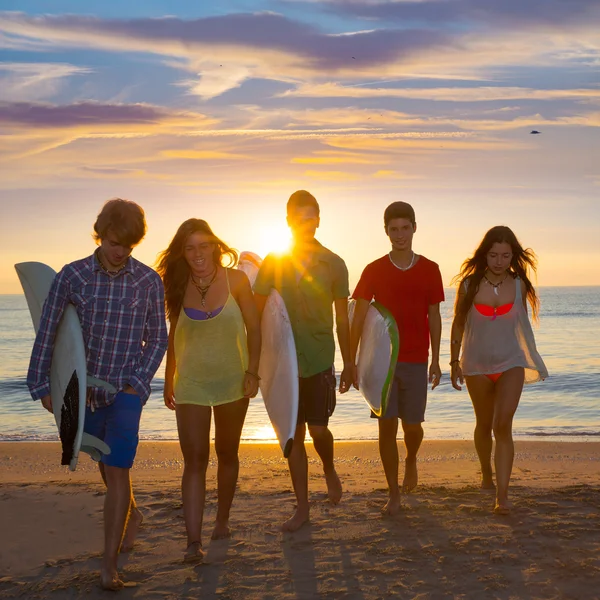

{"left": 348, "top": 300, "right": 400, "bottom": 417}
{"left": 237, "top": 252, "right": 299, "bottom": 457}
{"left": 237, "top": 251, "right": 263, "bottom": 287}
{"left": 15, "top": 262, "right": 114, "bottom": 470}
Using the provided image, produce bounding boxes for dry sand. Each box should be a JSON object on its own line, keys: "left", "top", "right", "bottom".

{"left": 1, "top": 440, "right": 599, "bottom": 599}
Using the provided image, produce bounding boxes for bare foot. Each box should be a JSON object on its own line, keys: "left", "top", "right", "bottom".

{"left": 324, "top": 469, "right": 342, "bottom": 505}
{"left": 100, "top": 568, "right": 124, "bottom": 591}
{"left": 493, "top": 499, "right": 511, "bottom": 515}
{"left": 480, "top": 477, "right": 496, "bottom": 493}
{"left": 281, "top": 508, "right": 310, "bottom": 532}
{"left": 183, "top": 541, "right": 206, "bottom": 564}
{"left": 381, "top": 495, "right": 402, "bottom": 516}
{"left": 121, "top": 507, "right": 143, "bottom": 552}
{"left": 211, "top": 520, "right": 231, "bottom": 540}
{"left": 402, "top": 458, "right": 418, "bottom": 493}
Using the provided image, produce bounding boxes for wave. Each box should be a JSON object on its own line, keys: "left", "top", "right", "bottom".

{"left": 515, "top": 429, "right": 600, "bottom": 437}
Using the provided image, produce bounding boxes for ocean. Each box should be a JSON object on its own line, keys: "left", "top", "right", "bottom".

{"left": 1, "top": 287, "right": 599, "bottom": 443}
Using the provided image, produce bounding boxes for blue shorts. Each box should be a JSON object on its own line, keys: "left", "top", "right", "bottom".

{"left": 84, "top": 391, "right": 143, "bottom": 469}
{"left": 371, "top": 362, "right": 428, "bottom": 424}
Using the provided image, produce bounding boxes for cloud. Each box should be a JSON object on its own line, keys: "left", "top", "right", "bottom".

{"left": 309, "top": 0, "right": 600, "bottom": 29}
{"left": 372, "top": 170, "right": 420, "bottom": 179}
{"left": 282, "top": 83, "right": 600, "bottom": 103}
{"left": 304, "top": 169, "right": 360, "bottom": 181}
{"left": 0, "top": 101, "right": 214, "bottom": 130}
{"left": 0, "top": 61, "right": 91, "bottom": 102}
{"left": 292, "top": 153, "right": 382, "bottom": 165}
{"left": 0, "top": 12, "right": 455, "bottom": 96}
{"left": 323, "top": 134, "right": 521, "bottom": 152}
{"left": 161, "top": 149, "right": 246, "bottom": 160}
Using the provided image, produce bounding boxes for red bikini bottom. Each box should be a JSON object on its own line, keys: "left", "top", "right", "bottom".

{"left": 485, "top": 373, "right": 503, "bottom": 383}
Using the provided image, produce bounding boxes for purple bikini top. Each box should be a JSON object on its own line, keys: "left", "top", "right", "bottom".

{"left": 184, "top": 306, "right": 224, "bottom": 320}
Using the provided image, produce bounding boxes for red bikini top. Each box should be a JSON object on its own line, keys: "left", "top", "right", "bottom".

{"left": 474, "top": 303, "right": 513, "bottom": 319}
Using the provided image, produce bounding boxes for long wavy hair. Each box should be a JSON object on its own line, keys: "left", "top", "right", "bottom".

{"left": 452, "top": 225, "right": 539, "bottom": 324}
{"left": 156, "top": 219, "right": 238, "bottom": 321}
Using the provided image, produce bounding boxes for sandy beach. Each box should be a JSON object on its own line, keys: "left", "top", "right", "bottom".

{"left": 1, "top": 440, "right": 599, "bottom": 599}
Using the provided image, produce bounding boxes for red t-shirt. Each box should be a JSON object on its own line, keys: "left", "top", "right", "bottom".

{"left": 352, "top": 254, "right": 445, "bottom": 363}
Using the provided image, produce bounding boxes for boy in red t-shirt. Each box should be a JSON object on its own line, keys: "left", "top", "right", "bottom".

{"left": 350, "top": 201, "right": 444, "bottom": 515}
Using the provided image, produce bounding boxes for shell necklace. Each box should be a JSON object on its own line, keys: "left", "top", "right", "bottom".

{"left": 389, "top": 251, "right": 416, "bottom": 271}
{"left": 483, "top": 272, "right": 508, "bottom": 296}
{"left": 190, "top": 267, "right": 218, "bottom": 309}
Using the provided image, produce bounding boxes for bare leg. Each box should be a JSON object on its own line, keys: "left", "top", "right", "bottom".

{"left": 492, "top": 367, "right": 524, "bottom": 514}
{"left": 308, "top": 424, "right": 342, "bottom": 504}
{"left": 98, "top": 463, "right": 143, "bottom": 552}
{"left": 212, "top": 398, "right": 249, "bottom": 540}
{"left": 401, "top": 422, "right": 423, "bottom": 492}
{"left": 100, "top": 465, "right": 133, "bottom": 590}
{"left": 282, "top": 421, "right": 310, "bottom": 532}
{"left": 465, "top": 375, "right": 496, "bottom": 490}
{"left": 176, "top": 403, "right": 211, "bottom": 562}
{"left": 378, "top": 417, "right": 401, "bottom": 514}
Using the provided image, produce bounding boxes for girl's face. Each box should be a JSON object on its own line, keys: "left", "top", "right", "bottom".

{"left": 184, "top": 232, "right": 216, "bottom": 275}
{"left": 486, "top": 242, "right": 513, "bottom": 276}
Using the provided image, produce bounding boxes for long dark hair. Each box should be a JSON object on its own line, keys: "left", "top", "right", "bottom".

{"left": 156, "top": 219, "right": 238, "bottom": 321}
{"left": 452, "top": 225, "right": 539, "bottom": 324}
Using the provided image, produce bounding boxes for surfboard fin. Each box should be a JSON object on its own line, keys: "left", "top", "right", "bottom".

{"left": 80, "top": 432, "right": 111, "bottom": 460}
{"left": 86, "top": 376, "right": 117, "bottom": 393}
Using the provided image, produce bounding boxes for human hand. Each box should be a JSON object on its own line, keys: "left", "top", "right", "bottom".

{"left": 41, "top": 395, "right": 53, "bottom": 413}
{"left": 122, "top": 385, "right": 139, "bottom": 395}
{"left": 164, "top": 386, "right": 176, "bottom": 410}
{"left": 429, "top": 362, "right": 442, "bottom": 390}
{"left": 450, "top": 364, "right": 464, "bottom": 391}
{"left": 339, "top": 366, "right": 353, "bottom": 394}
{"left": 351, "top": 364, "right": 359, "bottom": 390}
{"left": 243, "top": 372, "right": 260, "bottom": 398}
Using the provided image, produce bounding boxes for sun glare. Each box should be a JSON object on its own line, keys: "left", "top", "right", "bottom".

{"left": 256, "top": 223, "right": 292, "bottom": 258}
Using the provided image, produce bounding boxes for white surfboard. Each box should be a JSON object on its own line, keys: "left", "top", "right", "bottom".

{"left": 15, "top": 262, "right": 114, "bottom": 470}
{"left": 237, "top": 251, "right": 263, "bottom": 288}
{"left": 349, "top": 300, "right": 400, "bottom": 417}
{"left": 237, "top": 252, "right": 299, "bottom": 457}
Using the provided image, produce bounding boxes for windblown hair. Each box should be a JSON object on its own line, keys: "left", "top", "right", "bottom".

{"left": 93, "top": 198, "right": 146, "bottom": 247}
{"left": 452, "top": 225, "right": 539, "bottom": 324}
{"left": 156, "top": 219, "right": 238, "bottom": 321}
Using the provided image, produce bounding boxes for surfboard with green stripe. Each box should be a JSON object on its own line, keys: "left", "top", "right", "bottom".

{"left": 349, "top": 300, "right": 400, "bottom": 417}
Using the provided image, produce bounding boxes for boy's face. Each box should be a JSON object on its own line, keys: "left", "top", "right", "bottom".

{"left": 287, "top": 206, "right": 320, "bottom": 243}
{"left": 386, "top": 217, "right": 416, "bottom": 251}
{"left": 100, "top": 231, "right": 133, "bottom": 270}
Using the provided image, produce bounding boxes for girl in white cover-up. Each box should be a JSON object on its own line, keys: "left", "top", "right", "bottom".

{"left": 449, "top": 226, "right": 547, "bottom": 515}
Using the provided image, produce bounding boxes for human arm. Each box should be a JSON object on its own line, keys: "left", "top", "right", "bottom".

{"left": 232, "top": 270, "right": 261, "bottom": 398}
{"left": 129, "top": 277, "right": 169, "bottom": 400}
{"left": 163, "top": 314, "right": 178, "bottom": 410}
{"left": 26, "top": 268, "right": 70, "bottom": 412}
{"left": 349, "top": 298, "right": 370, "bottom": 390}
{"left": 428, "top": 303, "right": 442, "bottom": 390}
{"left": 450, "top": 283, "right": 467, "bottom": 391}
{"left": 334, "top": 297, "right": 353, "bottom": 394}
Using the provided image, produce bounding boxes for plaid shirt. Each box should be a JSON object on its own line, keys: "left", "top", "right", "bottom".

{"left": 27, "top": 252, "right": 168, "bottom": 409}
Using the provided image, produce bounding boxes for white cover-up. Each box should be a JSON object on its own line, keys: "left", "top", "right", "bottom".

{"left": 461, "top": 277, "right": 548, "bottom": 384}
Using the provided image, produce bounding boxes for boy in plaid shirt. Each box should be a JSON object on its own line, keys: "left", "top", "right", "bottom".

{"left": 27, "top": 198, "right": 168, "bottom": 590}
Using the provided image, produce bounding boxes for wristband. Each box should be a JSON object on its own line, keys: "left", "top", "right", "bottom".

{"left": 245, "top": 370, "right": 261, "bottom": 381}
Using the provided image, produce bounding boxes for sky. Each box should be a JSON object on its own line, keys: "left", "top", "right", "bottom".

{"left": 0, "top": 0, "right": 599, "bottom": 293}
